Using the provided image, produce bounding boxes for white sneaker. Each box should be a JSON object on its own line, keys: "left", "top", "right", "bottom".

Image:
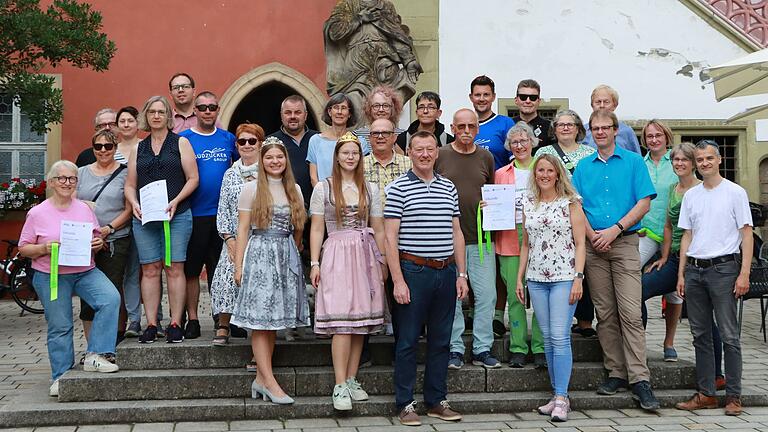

{"left": 332, "top": 384, "right": 352, "bottom": 411}
{"left": 83, "top": 353, "right": 119, "bottom": 373}
{"left": 49, "top": 379, "right": 59, "bottom": 397}
{"left": 346, "top": 377, "right": 369, "bottom": 401}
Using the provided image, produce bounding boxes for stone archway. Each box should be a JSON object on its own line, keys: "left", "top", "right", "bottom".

{"left": 219, "top": 62, "right": 327, "bottom": 133}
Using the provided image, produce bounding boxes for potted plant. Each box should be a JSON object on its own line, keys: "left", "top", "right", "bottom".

{"left": 0, "top": 178, "right": 46, "bottom": 220}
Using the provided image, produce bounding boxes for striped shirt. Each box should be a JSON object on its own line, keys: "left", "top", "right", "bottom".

{"left": 384, "top": 170, "right": 460, "bottom": 259}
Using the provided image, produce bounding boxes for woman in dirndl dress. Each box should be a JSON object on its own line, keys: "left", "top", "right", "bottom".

{"left": 232, "top": 136, "right": 309, "bottom": 405}
{"left": 309, "top": 132, "right": 387, "bottom": 411}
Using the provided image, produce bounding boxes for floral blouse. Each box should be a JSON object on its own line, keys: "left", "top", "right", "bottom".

{"left": 523, "top": 194, "right": 576, "bottom": 282}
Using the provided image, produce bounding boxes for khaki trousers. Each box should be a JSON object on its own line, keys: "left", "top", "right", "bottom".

{"left": 585, "top": 234, "right": 650, "bottom": 383}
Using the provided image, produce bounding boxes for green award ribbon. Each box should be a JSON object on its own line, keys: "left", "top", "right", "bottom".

{"left": 163, "top": 220, "right": 171, "bottom": 267}
{"left": 50, "top": 242, "right": 59, "bottom": 301}
{"left": 476, "top": 203, "right": 493, "bottom": 264}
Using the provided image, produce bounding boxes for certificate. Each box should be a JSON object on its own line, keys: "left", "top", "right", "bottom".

{"left": 140, "top": 180, "right": 170, "bottom": 225}
{"left": 59, "top": 221, "right": 93, "bottom": 266}
{"left": 481, "top": 184, "right": 516, "bottom": 231}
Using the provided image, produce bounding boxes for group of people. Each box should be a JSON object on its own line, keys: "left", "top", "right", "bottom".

{"left": 17, "top": 73, "right": 753, "bottom": 425}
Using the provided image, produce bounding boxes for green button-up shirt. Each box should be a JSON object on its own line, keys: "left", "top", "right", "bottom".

{"left": 641, "top": 150, "right": 677, "bottom": 241}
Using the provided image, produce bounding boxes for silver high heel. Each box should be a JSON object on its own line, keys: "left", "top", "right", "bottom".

{"left": 251, "top": 380, "right": 294, "bottom": 404}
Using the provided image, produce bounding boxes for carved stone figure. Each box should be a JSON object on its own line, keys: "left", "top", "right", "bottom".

{"left": 323, "top": 0, "right": 422, "bottom": 123}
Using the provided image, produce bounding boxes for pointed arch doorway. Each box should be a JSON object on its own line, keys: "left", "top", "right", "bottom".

{"left": 219, "top": 62, "right": 328, "bottom": 135}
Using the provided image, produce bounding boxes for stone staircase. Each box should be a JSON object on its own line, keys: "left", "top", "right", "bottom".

{"left": 0, "top": 333, "right": 763, "bottom": 427}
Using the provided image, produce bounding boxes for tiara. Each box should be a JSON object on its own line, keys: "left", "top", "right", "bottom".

{"left": 338, "top": 131, "right": 361, "bottom": 145}
{"left": 263, "top": 136, "right": 286, "bottom": 147}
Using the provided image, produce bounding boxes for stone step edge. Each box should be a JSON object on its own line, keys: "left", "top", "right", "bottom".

{"left": 4, "top": 388, "right": 765, "bottom": 428}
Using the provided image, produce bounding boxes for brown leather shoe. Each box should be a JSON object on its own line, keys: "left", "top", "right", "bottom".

{"left": 725, "top": 395, "right": 742, "bottom": 416}
{"left": 398, "top": 402, "right": 421, "bottom": 426}
{"left": 675, "top": 392, "right": 718, "bottom": 411}
{"left": 426, "top": 400, "right": 462, "bottom": 421}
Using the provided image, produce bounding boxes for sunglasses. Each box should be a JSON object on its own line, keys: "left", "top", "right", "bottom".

{"left": 195, "top": 104, "right": 219, "bottom": 112}
{"left": 93, "top": 143, "right": 115, "bottom": 151}
{"left": 517, "top": 94, "right": 540, "bottom": 102}
{"left": 237, "top": 138, "right": 260, "bottom": 146}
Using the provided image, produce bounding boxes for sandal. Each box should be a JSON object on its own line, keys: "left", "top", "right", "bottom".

{"left": 246, "top": 359, "right": 257, "bottom": 373}
{"left": 212, "top": 327, "right": 230, "bottom": 347}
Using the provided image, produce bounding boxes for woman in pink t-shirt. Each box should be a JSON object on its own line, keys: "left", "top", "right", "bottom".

{"left": 18, "top": 160, "right": 121, "bottom": 397}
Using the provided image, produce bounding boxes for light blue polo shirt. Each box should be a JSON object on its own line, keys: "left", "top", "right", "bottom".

{"left": 572, "top": 145, "right": 656, "bottom": 231}
{"left": 641, "top": 150, "right": 677, "bottom": 240}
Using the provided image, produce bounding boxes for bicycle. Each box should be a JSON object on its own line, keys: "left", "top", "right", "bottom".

{"left": 0, "top": 240, "right": 44, "bottom": 315}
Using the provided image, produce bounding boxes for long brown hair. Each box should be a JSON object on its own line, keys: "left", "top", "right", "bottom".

{"left": 330, "top": 134, "right": 369, "bottom": 225}
{"left": 528, "top": 154, "right": 579, "bottom": 207}
{"left": 251, "top": 139, "right": 306, "bottom": 229}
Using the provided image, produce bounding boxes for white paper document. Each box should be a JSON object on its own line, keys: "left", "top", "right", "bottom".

{"left": 140, "top": 180, "right": 170, "bottom": 225}
{"left": 59, "top": 220, "right": 93, "bottom": 266}
{"left": 481, "top": 184, "right": 517, "bottom": 231}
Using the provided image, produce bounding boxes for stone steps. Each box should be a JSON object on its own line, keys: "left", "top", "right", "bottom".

{"left": 3, "top": 388, "right": 767, "bottom": 427}
{"left": 115, "top": 334, "right": 604, "bottom": 370}
{"left": 57, "top": 361, "right": 696, "bottom": 402}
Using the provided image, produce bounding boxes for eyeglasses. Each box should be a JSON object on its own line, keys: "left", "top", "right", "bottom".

{"left": 370, "top": 131, "right": 394, "bottom": 138}
{"left": 54, "top": 176, "right": 78, "bottom": 184}
{"left": 237, "top": 138, "right": 260, "bottom": 146}
{"left": 372, "top": 103, "right": 392, "bottom": 111}
{"left": 339, "top": 151, "right": 360, "bottom": 158}
{"left": 92, "top": 143, "right": 115, "bottom": 151}
{"left": 645, "top": 133, "right": 665, "bottom": 141}
{"left": 331, "top": 105, "right": 349, "bottom": 113}
{"left": 95, "top": 122, "right": 117, "bottom": 131}
{"left": 416, "top": 104, "right": 438, "bottom": 112}
{"left": 195, "top": 104, "right": 219, "bottom": 112}
{"left": 517, "top": 94, "right": 540, "bottom": 102}
{"left": 508, "top": 138, "right": 530, "bottom": 148}
{"left": 148, "top": 110, "right": 167, "bottom": 117}
{"left": 590, "top": 125, "right": 615, "bottom": 133}
{"left": 555, "top": 122, "right": 576, "bottom": 129}
{"left": 170, "top": 84, "right": 193, "bottom": 91}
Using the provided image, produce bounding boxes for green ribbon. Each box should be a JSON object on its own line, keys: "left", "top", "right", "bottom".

{"left": 638, "top": 227, "right": 663, "bottom": 243}
{"left": 163, "top": 220, "right": 171, "bottom": 267}
{"left": 476, "top": 203, "right": 492, "bottom": 263}
{"left": 50, "top": 242, "right": 59, "bottom": 301}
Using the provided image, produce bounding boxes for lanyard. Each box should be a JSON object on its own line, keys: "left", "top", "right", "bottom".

{"left": 50, "top": 242, "right": 59, "bottom": 301}
{"left": 163, "top": 220, "right": 171, "bottom": 267}
{"left": 476, "top": 203, "right": 492, "bottom": 263}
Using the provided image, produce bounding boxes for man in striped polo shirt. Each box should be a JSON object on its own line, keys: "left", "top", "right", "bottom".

{"left": 385, "top": 130, "right": 469, "bottom": 427}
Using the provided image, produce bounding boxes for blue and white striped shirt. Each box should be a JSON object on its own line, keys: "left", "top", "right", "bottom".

{"left": 384, "top": 170, "right": 460, "bottom": 259}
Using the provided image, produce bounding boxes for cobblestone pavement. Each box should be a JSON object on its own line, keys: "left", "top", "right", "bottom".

{"left": 1, "top": 291, "right": 768, "bottom": 431}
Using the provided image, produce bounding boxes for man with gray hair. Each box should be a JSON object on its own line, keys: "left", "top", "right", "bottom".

{"left": 675, "top": 140, "right": 752, "bottom": 416}
{"left": 435, "top": 108, "right": 500, "bottom": 370}
{"left": 75, "top": 108, "right": 118, "bottom": 167}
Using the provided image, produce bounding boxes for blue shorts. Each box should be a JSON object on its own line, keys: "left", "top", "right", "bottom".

{"left": 132, "top": 209, "right": 193, "bottom": 265}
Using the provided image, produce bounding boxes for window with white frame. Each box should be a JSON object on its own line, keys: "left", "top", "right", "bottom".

{"left": 0, "top": 94, "right": 47, "bottom": 184}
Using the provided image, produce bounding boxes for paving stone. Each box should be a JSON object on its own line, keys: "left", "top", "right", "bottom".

{"left": 173, "top": 421, "right": 229, "bottom": 431}
{"left": 229, "top": 419, "right": 285, "bottom": 430}
{"left": 31, "top": 428, "right": 77, "bottom": 432}
{"left": 688, "top": 414, "right": 748, "bottom": 423}
{"left": 336, "top": 416, "right": 392, "bottom": 426}
{"left": 583, "top": 409, "right": 627, "bottom": 419}
{"left": 576, "top": 427, "right": 616, "bottom": 432}
{"left": 459, "top": 413, "right": 517, "bottom": 422}
{"left": 284, "top": 418, "right": 339, "bottom": 428}
{"left": 506, "top": 421, "right": 554, "bottom": 429}
{"left": 130, "top": 423, "right": 176, "bottom": 432}
{"left": 432, "top": 422, "right": 509, "bottom": 430}
{"left": 683, "top": 424, "right": 724, "bottom": 430}
{"left": 75, "top": 426, "right": 133, "bottom": 432}
{"left": 301, "top": 428, "right": 357, "bottom": 432}
{"left": 356, "top": 425, "right": 435, "bottom": 432}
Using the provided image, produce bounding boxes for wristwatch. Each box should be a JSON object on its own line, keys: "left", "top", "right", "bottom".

{"left": 614, "top": 221, "right": 625, "bottom": 232}
{"left": 310, "top": 261, "right": 320, "bottom": 268}
{"left": 107, "top": 224, "right": 116, "bottom": 234}
{"left": 458, "top": 272, "right": 468, "bottom": 279}
{"left": 575, "top": 272, "right": 585, "bottom": 279}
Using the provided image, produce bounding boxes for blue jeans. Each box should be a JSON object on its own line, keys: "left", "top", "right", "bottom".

{"left": 394, "top": 260, "right": 457, "bottom": 410}
{"left": 33, "top": 268, "right": 120, "bottom": 381}
{"left": 527, "top": 280, "right": 577, "bottom": 397}
{"left": 450, "top": 242, "right": 496, "bottom": 355}
{"left": 641, "top": 253, "right": 680, "bottom": 327}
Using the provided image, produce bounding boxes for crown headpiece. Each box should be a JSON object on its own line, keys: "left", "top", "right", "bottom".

{"left": 337, "top": 131, "right": 361, "bottom": 145}
{"left": 262, "top": 136, "right": 286, "bottom": 147}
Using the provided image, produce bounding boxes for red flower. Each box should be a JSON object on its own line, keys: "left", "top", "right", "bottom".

{"left": 1, "top": 183, "right": 8, "bottom": 189}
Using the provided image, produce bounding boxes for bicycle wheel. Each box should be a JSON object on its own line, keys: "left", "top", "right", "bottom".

{"left": 9, "top": 259, "right": 44, "bottom": 314}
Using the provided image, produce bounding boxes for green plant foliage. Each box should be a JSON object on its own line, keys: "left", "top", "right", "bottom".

{"left": 0, "top": 0, "right": 116, "bottom": 133}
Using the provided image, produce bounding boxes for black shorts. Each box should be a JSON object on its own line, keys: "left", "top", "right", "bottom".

{"left": 184, "top": 215, "right": 223, "bottom": 284}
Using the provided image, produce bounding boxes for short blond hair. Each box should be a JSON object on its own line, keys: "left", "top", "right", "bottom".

{"left": 590, "top": 84, "right": 619, "bottom": 106}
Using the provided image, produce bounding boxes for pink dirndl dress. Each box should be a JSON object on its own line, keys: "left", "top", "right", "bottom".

{"left": 312, "top": 180, "right": 386, "bottom": 335}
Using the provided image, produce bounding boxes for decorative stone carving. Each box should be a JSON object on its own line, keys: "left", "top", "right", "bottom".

{"left": 323, "top": 0, "right": 422, "bottom": 122}
{"left": 700, "top": 0, "right": 768, "bottom": 48}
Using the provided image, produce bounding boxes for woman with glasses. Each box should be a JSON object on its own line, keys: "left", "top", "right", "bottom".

{"left": 210, "top": 123, "right": 264, "bottom": 347}
{"left": 309, "top": 132, "right": 386, "bottom": 411}
{"left": 76, "top": 130, "right": 131, "bottom": 345}
{"left": 307, "top": 93, "right": 369, "bottom": 187}
{"left": 534, "top": 110, "right": 597, "bottom": 339}
{"left": 19, "top": 160, "right": 121, "bottom": 397}
{"left": 492, "top": 122, "right": 545, "bottom": 368}
{"left": 124, "top": 95, "right": 199, "bottom": 344}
